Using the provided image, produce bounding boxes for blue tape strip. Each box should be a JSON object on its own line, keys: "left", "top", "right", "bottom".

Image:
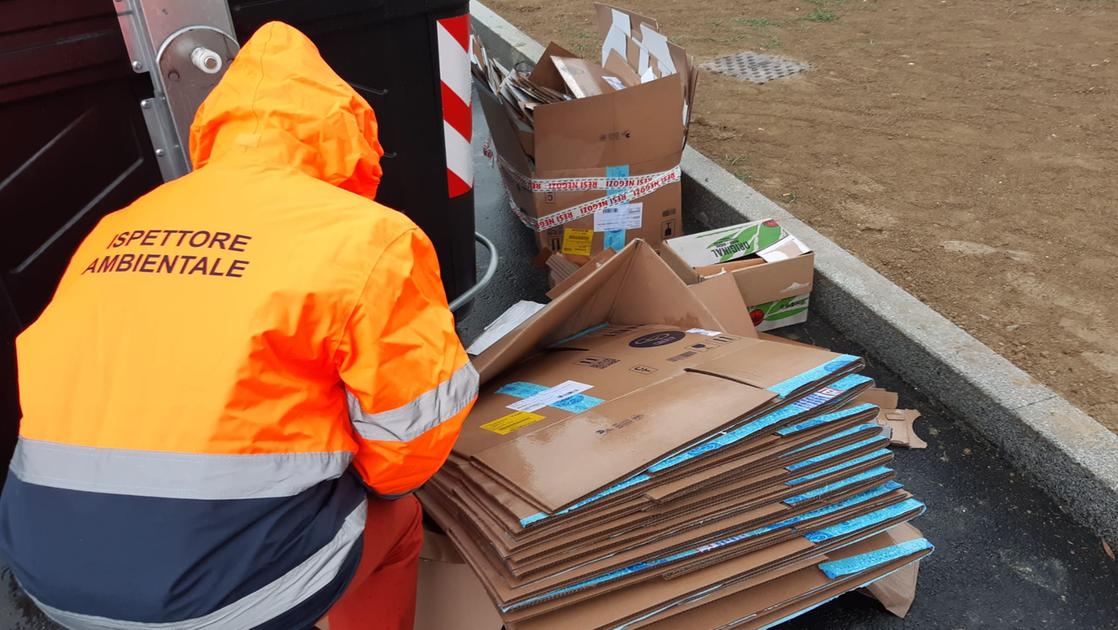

{"left": 786, "top": 436, "right": 885, "bottom": 471}
{"left": 765, "top": 481, "right": 901, "bottom": 531}
{"left": 495, "top": 382, "right": 547, "bottom": 398}
{"left": 768, "top": 355, "right": 861, "bottom": 398}
{"left": 757, "top": 539, "right": 933, "bottom": 629}
{"left": 805, "top": 497, "right": 926, "bottom": 543}
{"left": 786, "top": 449, "right": 892, "bottom": 486}
{"left": 777, "top": 402, "right": 877, "bottom": 436}
{"left": 783, "top": 466, "right": 894, "bottom": 506}
{"left": 818, "top": 538, "right": 934, "bottom": 579}
{"left": 604, "top": 230, "right": 625, "bottom": 251}
{"left": 787, "top": 423, "right": 881, "bottom": 455}
{"left": 604, "top": 165, "right": 629, "bottom": 251}
{"left": 494, "top": 381, "right": 604, "bottom": 413}
{"left": 506, "top": 481, "right": 904, "bottom": 611}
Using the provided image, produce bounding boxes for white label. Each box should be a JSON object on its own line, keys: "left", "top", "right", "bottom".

{"left": 686, "top": 328, "right": 723, "bottom": 337}
{"left": 594, "top": 203, "right": 644, "bottom": 232}
{"left": 507, "top": 381, "right": 594, "bottom": 412}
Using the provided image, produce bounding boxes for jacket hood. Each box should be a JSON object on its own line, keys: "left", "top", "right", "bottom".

{"left": 189, "top": 22, "right": 383, "bottom": 198}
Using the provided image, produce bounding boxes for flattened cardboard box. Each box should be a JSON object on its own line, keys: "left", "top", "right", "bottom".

{"left": 428, "top": 485, "right": 920, "bottom": 620}
{"left": 633, "top": 524, "right": 931, "bottom": 629}
{"left": 662, "top": 219, "right": 815, "bottom": 331}
{"left": 457, "top": 322, "right": 865, "bottom": 513}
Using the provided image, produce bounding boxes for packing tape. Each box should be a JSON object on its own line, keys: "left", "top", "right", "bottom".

{"left": 817, "top": 538, "right": 934, "bottom": 579}
{"left": 482, "top": 139, "right": 681, "bottom": 232}
{"left": 783, "top": 466, "right": 894, "bottom": 506}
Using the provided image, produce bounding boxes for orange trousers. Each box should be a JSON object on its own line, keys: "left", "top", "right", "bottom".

{"left": 325, "top": 495, "right": 424, "bottom": 630}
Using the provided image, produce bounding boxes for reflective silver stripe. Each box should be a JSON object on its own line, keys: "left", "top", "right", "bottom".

{"left": 27, "top": 498, "right": 368, "bottom": 630}
{"left": 347, "top": 361, "right": 478, "bottom": 442}
{"left": 10, "top": 438, "right": 352, "bottom": 500}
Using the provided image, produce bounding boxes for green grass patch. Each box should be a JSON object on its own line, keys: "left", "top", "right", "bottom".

{"left": 805, "top": 8, "right": 839, "bottom": 22}
{"left": 736, "top": 17, "right": 783, "bottom": 27}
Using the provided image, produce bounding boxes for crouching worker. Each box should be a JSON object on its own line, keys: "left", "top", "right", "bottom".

{"left": 0, "top": 22, "right": 476, "bottom": 630}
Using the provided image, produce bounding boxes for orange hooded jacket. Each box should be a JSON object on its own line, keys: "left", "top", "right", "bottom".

{"left": 0, "top": 22, "right": 476, "bottom": 629}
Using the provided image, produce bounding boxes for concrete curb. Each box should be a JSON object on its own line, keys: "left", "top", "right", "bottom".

{"left": 469, "top": 1, "right": 1118, "bottom": 544}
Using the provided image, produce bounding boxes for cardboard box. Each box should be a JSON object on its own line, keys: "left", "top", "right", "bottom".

{"left": 477, "top": 5, "right": 697, "bottom": 257}
{"left": 662, "top": 218, "right": 816, "bottom": 331}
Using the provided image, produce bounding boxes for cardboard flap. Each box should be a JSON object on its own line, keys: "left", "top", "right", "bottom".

{"left": 551, "top": 56, "right": 627, "bottom": 98}
{"left": 686, "top": 339, "right": 842, "bottom": 390}
{"left": 528, "top": 41, "right": 582, "bottom": 91}
{"left": 729, "top": 252, "right": 816, "bottom": 306}
{"left": 595, "top": 3, "right": 659, "bottom": 40}
{"left": 857, "top": 388, "right": 900, "bottom": 410}
{"left": 473, "top": 241, "right": 722, "bottom": 384}
{"left": 603, "top": 49, "right": 642, "bottom": 87}
{"left": 533, "top": 74, "right": 684, "bottom": 171}
{"left": 476, "top": 85, "right": 534, "bottom": 176}
{"left": 687, "top": 272, "right": 758, "bottom": 338}
{"left": 474, "top": 370, "right": 776, "bottom": 511}
{"left": 546, "top": 248, "right": 617, "bottom": 299}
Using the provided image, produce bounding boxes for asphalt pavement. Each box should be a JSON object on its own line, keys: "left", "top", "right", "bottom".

{"left": 0, "top": 99, "right": 1114, "bottom": 630}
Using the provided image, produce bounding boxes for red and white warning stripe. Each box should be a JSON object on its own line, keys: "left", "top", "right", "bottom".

{"left": 500, "top": 166, "right": 682, "bottom": 232}
{"left": 436, "top": 15, "right": 473, "bottom": 198}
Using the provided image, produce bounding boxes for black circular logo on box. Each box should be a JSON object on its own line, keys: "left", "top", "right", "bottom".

{"left": 629, "top": 331, "right": 686, "bottom": 348}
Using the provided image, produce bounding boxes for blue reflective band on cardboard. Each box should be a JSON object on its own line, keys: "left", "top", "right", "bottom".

{"left": 805, "top": 497, "right": 925, "bottom": 543}
{"left": 768, "top": 354, "right": 861, "bottom": 398}
{"left": 507, "top": 482, "right": 905, "bottom": 610}
{"left": 783, "top": 466, "right": 894, "bottom": 506}
{"left": 818, "top": 538, "right": 934, "bottom": 579}
{"left": 786, "top": 449, "right": 892, "bottom": 486}
{"left": 786, "top": 436, "right": 885, "bottom": 471}
{"left": 777, "top": 403, "right": 877, "bottom": 436}
{"left": 767, "top": 481, "right": 901, "bottom": 530}
{"left": 495, "top": 382, "right": 605, "bottom": 413}
{"left": 788, "top": 423, "right": 881, "bottom": 455}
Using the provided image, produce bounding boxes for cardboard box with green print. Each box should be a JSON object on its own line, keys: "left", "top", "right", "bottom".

{"left": 660, "top": 219, "right": 815, "bottom": 331}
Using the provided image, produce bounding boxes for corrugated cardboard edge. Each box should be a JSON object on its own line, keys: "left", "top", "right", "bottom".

{"left": 472, "top": 239, "right": 723, "bottom": 384}
{"left": 471, "top": 0, "right": 1118, "bottom": 545}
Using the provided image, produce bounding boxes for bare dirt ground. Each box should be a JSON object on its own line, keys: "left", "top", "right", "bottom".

{"left": 487, "top": 0, "right": 1118, "bottom": 431}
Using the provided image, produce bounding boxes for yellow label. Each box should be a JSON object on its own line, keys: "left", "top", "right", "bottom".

{"left": 561, "top": 228, "right": 594, "bottom": 256}
{"left": 481, "top": 411, "right": 547, "bottom": 435}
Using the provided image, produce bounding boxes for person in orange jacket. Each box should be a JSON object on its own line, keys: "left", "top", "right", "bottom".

{"left": 0, "top": 22, "right": 477, "bottom": 630}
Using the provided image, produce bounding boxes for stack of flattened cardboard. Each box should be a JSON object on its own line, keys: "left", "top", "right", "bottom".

{"left": 475, "top": 4, "right": 697, "bottom": 260}
{"left": 419, "top": 241, "right": 932, "bottom": 628}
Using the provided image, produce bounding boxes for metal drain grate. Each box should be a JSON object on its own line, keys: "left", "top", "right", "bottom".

{"left": 701, "top": 51, "right": 809, "bottom": 84}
